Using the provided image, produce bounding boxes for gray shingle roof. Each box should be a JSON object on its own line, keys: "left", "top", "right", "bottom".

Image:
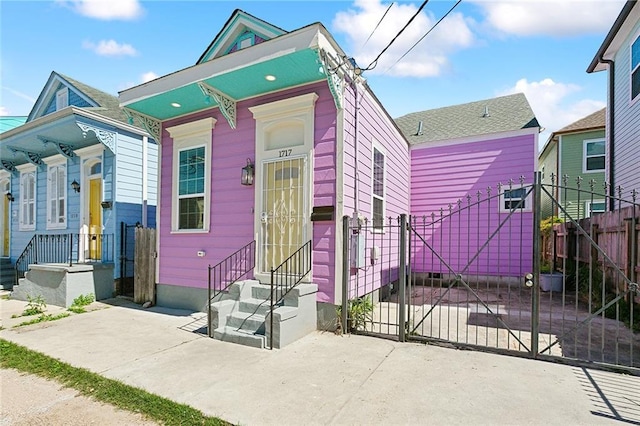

{"left": 555, "top": 107, "right": 605, "bottom": 134}
{"left": 58, "top": 73, "right": 135, "bottom": 126}
{"left": 394, "top": 93, "right": 539, "bottom": 145}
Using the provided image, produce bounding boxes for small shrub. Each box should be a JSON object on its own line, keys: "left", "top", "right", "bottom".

{"left": 68, "top": 293, "right": 95, "bottom": 314}
{"left": 345, "top": 296, "right": 374, "bottom": 332}
{"left": 22, "top": 295, "right": 46, "bottom": 317}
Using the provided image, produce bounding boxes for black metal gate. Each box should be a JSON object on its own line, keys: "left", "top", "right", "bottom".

{"left": 343, "top": 173, "right": 639, "bottom": 374}
{"left": 118, "top": 221, "right": 140, "bottom": 297}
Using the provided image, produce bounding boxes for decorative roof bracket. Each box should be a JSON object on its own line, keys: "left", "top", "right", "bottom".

{"left": 318, "top": 49, "right": 344, "bottom": 110}
{"left": 77, "top": 123, "right": 116, "bottom": 153}
{"left": 38, "top": 136, "right": 76, "bottom": 159}
{"left": 197, "top": 82, "right": 237, "bottom": 129}
{"left": 7, "top": 147, "right": 43, "bottom": 166}
{"left": 0, "top": 160, "right": 18, "bottom": 175}
{"left": 122, "top": 108, "right": 162, "bottom": 145}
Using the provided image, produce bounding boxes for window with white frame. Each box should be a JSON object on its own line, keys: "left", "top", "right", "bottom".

{"left": 586, "top": 200, "right": 606, "bottom": 217}
{"left": 177, "top": 146, "right": 206, "bottom": 229}
{"left": 632, "top": 33, "right": 640, "bottom": 101}
{"left": 19, "top": 168, "right": 36, "bottom": 230}
{"left": 47, "top": 163, "right": 66, "bottom": 229}
{"left": 372, "top": 146, "right": 385, "bottom": 230}
{"left": 167, "top": 117, "right": 215, "bottom": 232}
{"left": 583, "top": 139, "right": 605, "bottom": 172}
{"left": 56, "top": 87, "right": 68, "bottom": 111}
{"left": 500, "top": 185, "right": 532, "bottom": 212}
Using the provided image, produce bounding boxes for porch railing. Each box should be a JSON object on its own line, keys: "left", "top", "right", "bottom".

{"left": 269, "top": 240, "right": 312, "bottom": 349}
{"left": 15, "top": 233, "right": 115, "bottom": 284}
{"left": 207, "top": 241, "right": 256, "bottom": 338}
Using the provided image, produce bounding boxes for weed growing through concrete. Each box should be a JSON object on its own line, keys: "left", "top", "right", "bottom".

{"left": 16, "top": 312, "right": 71, "bottom": 327}
{"left": 11, "top": 294, "right": 47, "bottom": 318}
{"left": 68, "top": 293, "right": 95, "bottom": 314}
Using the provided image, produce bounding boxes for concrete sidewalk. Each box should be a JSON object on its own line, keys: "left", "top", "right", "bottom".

{"left": 1, "top": 296, "right": 638, "bottom": 425}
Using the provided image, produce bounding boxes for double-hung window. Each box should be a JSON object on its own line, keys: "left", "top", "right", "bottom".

{"left": 583, "top": 139, "right": 605, "bottom": 172}
{"left": 372, "top": 145, "right": 385, "bottom": 230}
{"left": 19, "top": 166, "right": 36, "bottom": 231}
{"left": 178, "top": 147, "right": 206, "bottom": 229}
{"left": 46, "top": 160, "right": 66, "bottom": 229}
{"left": 632, "top": 33, "right": 640, "bottom": 102}
{"left": 167, "top": 117, "right": 216, "bottom": 232}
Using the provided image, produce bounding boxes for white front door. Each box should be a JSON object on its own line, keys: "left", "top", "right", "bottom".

{"left": 260, "top": 156, "right": 307, "bottom": 274}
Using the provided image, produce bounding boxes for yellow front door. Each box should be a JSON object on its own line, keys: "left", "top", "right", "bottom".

{"left": 2, "top": 191, "right": 8, "bottom": 257}
{"left": 89, "top": 178, "right": 102, "bottom": 259}
{"left": 261, "top": 157, "right": 306, "bottom": 273}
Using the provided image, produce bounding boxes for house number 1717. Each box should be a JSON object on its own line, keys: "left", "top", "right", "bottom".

{"left": 279, "top": 149, "right": 292, "bottom": 157}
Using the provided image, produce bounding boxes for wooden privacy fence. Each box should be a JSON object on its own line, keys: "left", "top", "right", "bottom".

{"left": 134, "top": 227, "right": 156, "bottom": 304}
{"left": 543, "top": 206, "right": 639, "bottom": 293}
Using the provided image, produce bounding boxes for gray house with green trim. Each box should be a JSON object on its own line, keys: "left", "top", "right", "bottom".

{"left": 538, "top": 108, "right": 606, "bottom": 219}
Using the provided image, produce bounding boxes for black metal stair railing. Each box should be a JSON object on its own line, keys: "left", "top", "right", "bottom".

{"left": 15, "top": 233, "right": 115, "bottom": 285}
{"left": 269, "top": 240, "right": 312, "bottom": 349}
{"left": 207, "top": 240, "right": 256, "bottom": 338}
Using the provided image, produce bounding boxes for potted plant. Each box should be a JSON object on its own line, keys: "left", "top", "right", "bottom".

{"left": 539, "top": 216, "right": 564, "bottom": 292}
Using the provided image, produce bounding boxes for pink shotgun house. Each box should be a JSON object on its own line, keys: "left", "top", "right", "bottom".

{"left": 119, "top": 10, "right": 539, "bottom": 348}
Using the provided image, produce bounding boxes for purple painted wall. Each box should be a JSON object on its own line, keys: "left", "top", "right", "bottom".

{"left": 342, "top": 83, "right": 411, "bottom": 299}
{"left": 158, "top": 82, "right": 338, "bottom": 300}
{"left": 410, "top": 133, "right": 536, "bottom": 277}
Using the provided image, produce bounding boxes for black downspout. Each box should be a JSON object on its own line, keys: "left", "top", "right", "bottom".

{"left": 601, "top": 57, "right": 615, "bottom": 211}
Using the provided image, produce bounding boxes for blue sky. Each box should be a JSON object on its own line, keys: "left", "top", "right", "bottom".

{"left": 0, "top": 0, "right": 626, "bottom": 144}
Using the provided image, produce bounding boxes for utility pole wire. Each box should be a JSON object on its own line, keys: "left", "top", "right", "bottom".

{"left": 362, "top": 2, "right": 395, "bottom": 49}
{"left": 365, "top": 0, "right": 430, "bottom": 71}
{"left": 384, "top": 0, "right": 462, "bottom": 74}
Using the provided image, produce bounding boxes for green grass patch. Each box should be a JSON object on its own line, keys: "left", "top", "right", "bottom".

{"left": 0, "top": 339, "right": 230, "bottom": 425}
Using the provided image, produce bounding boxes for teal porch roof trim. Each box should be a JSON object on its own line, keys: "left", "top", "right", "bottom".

{"left": 124, "top": 48, "right": 325, "bottom": 121}
{"left": 0, "top": 116, "right": 27, "bottom": 134}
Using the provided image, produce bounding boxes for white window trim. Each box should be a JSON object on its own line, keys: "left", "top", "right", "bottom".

{"left": 631, "top": 31, "right": 640, "bottom": 105}
{"left": 46, "top": 158, "right": 67, "bottom": 230}
{"left": 56, "top": 87, "right": 69, "bottom": 111}
{"left": 167, "top": 117, "right": 216, "bottom": 233}
{"left": 17, "top": 164, "right": 37, "bottom": 231}
{"left": 499, "top": 184, "right": 533, "bottom": 213}
{"left": 371, "top": 141, "right": 386, "bottom": 231}
{"left": 585, "top": 200, "right": 606, "bottom": 217}
{"left": 582, "top": 138, "right": 606, "bottom": 174}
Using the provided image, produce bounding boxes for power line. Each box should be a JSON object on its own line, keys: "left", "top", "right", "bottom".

{"left": 362, "top": 2, "right": 395, "bottom": 49}
{"left": 384, "top": 0, "right": 462, "bottom": 74}
{"left": 364, "top": 0, "right": 431, "bottom": 71}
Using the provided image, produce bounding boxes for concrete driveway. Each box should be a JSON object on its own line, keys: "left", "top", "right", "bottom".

{"left": 1, "top": 296, "right": 639, "bottom": 425}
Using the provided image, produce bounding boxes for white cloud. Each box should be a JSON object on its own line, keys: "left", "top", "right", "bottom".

{"left": 141, "top": 72, "right": 159, "bottom": 83}
{"left": 83, "top": 40, "right": 138, "bottom": 57}
{"left": 471, "top": 0, "right": 626, "bottom": 37}
{"left": 499, "top": 78, "right": 606, "bottom": 144}
{"left": 332, "top": 0, "right": 475, "bottom": 77}
{"left": 56, "top": 0, "right": 144, "bottom": 20}
{"left": 0, "top": 106, "right": 9, "bottom": 116}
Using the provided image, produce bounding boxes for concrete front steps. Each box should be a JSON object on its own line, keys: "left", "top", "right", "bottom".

{"left": 0, "top": 257, "right": 15, "bottom": 290}
{"left": 209, "top": 279, "right": 317, "bottom": 349}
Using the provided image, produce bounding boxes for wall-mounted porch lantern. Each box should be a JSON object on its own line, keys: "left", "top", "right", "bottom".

{"left": 71, "top": 180, "right": 80, "bottom": 193}
{"left": 241, "top": 158, "right": 254, "bottom": 186}
{"left": 5, "top": 192, "right": 14, "bottom": 202}
{"left": 101, "top": 200, "right": 112, "bottom": 209}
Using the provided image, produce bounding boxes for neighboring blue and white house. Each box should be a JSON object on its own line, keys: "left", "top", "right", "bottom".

{"left": 587, "top": 0, "right": 640, "bottom": 205}
{"left": 0, "top": 72, "right": 157, "bottom": 298}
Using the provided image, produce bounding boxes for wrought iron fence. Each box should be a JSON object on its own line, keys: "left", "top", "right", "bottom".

{"left": 15, "top": 233, "right": 115, "bottom": 284}
{"left": 269, "top": 240, "right": 312, "bottom": 349}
